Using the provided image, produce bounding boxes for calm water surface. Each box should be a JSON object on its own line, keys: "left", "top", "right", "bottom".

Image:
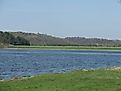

{"left": 0, "top": 49, "right": 121, "bottom": 80}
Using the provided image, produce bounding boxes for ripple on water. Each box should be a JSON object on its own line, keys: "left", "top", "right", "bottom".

{"left": 1, "top": 49, "right": 121, "bottom": 80}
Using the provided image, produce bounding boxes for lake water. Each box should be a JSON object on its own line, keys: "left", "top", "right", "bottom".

{"left": 0, "top": 49, "right": 121, "bottom": 80}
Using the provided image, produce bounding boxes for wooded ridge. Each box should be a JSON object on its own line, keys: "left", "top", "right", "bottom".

{"left": 0, "top": 31, "right": 121, "bottom": 47}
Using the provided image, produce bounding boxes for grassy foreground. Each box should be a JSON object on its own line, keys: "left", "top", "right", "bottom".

{"left": 10, "top": 45, "right": 121, "bottom": 50}
{"left": 1, "top": 69, "right": 121, "bottom": 91}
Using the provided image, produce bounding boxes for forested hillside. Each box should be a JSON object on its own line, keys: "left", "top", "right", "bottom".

{"left": 11, "top": 32, "right": 74, "bottom": 46}
{"left": 0, "top": 31, "right": 30, "bottom": 46}
{"left": 0, "top": 31, "right": 121, "bottom": 47}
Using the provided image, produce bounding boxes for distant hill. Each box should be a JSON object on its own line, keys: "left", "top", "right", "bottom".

{"left": 0, "top": 31, "right": 30, "bottom": 47}
{"left": 0, "top": 31, "right": 121, "bottom": 47}
{"left": 65, "top": 37, "right": 121, "bottom": 47}
{"left": 10, "top": 32, "right": 74, "bottom": 46}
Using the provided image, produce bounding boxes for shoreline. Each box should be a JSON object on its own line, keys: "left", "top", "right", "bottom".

{"left": 1, "top": 67, "right": 121, "bottom": 91}
{"left": 1, "top": 67, "right": 121, "bottom": 82}
{"left": 2, "top": 46, "right": 121, "bottom": 51}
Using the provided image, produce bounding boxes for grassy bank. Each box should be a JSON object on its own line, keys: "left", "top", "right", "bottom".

{"left": 10, "top": 45, "right": 121, "bottom": 50}
{"left": 1, "top": 69, "right": 121, "bottom": 91}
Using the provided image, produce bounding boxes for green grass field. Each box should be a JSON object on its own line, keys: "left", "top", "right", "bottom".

{"left": 1, "top": 69, "right": 121, "bottom": 91}
{"left": 10, "top": 45, "right": 121, "bottom": 51}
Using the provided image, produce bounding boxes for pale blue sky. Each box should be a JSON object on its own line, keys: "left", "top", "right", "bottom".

{"left": 0, "top": 0, "right": 121, "bottom": 39}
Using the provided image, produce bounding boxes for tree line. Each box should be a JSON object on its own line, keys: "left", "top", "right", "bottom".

{"left": 0, "top": 31, "right": 30, "bottom": 45}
